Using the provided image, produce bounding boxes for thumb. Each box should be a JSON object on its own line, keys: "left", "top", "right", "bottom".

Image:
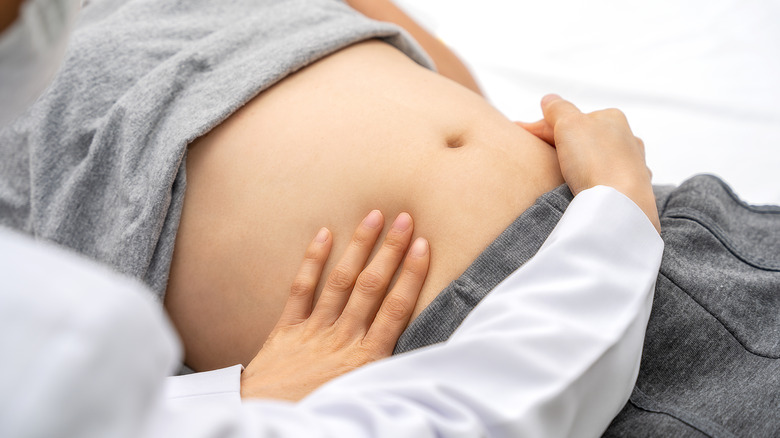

{"left": 540, "top": 94, "right": 582, "bottom": 127}
{"left": 515, "top": 120, "right": 555, "bottom": 146}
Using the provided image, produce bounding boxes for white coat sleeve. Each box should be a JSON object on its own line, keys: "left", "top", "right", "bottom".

{"left": 148, "top": 185, "right": 663, "bottom": 438}
{"left": 0, "top": 226, "right": 180, "bottom": 438}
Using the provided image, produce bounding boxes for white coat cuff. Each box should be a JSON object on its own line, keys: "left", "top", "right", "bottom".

{"left": 163, "top": 365, "right": 243, "bottom": 410}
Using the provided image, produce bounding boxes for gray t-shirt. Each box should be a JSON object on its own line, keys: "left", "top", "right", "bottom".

{"left": 0, "top": 0, "right": 433, "bottom": 299}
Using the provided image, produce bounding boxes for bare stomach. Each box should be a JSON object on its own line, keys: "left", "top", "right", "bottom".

{"left": 165, "top": 40, "right": 564, "bottom": 371}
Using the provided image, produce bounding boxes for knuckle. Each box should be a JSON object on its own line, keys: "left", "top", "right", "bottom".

{"left": 382, "top": 295, "right": 411, "bottom": 322}
{"left": 351, "top": 228, "right": 375, "bottom": 248}
{"left": 356, "top": 269, "right": 386, "bottom": 292}
{"left": 401, "top": 264, "right": 423, "bottom": 281}
{"left": 327, "top": 265, "right": 354, "bottom": 291}
{"left": 299, "top": 325, "right": 321, "bottom": 341}
{"left": 289, "top": 279, "right": 313, "bottom": 298}
{"left": 303, "top": 245, "right": 323, "bottom": 263}
{"left": 402, "top": 256, "right": 428, "bottom": 279}
{"left": 382, "top": 233, "right": 408, "bottom": 253}
{"left": 603, "top": 108, "right": 627, "bottom": 121}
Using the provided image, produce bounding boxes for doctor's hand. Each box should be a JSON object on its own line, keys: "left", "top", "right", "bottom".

{"left": 240, "top": 211, "right": 430, "bottom": 402}
{"left": 516, "top": 94, "right": 660, "bottom": 233}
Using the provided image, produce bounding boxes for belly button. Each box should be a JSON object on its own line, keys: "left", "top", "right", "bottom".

{"left": 445, "top": 134, "right": 466, "bottom": 149}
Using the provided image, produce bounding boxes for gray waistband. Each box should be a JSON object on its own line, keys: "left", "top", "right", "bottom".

{"left": 395, "top": 184, "right": 574, "bottom": 353}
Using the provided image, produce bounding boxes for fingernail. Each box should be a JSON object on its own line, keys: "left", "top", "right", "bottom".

{"left": 363, "top": 210, "right": 382, "bottom": 229}
{"left": 315, "top": 227, "right": 329, "bottom": 243}
{"left": 410, "top": 237, "right": 428, "bottom": 257}
{"left": 391, "top": 212, "right": 412, "bottom": 232}
{"left": 542, "top": 94, "right": 561, "bottom": 105}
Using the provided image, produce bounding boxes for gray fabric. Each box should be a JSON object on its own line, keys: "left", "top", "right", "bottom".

{"left": 605, "top": 175, "right": 780, "bottom": 438}
{"left": 0, "top": 0, "right": 433, "bottom": 299}
{"left": 395, "top": 184, "right": 575, "bottom": 352}
{"left": 397, "top": 174, "right": 780, "bottom": 437}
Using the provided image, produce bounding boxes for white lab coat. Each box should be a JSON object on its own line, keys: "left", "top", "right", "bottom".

{"left": 0, "top": 186, "right": 663, "bottom": 438}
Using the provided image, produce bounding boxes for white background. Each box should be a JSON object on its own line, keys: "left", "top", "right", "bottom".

{"left": 396, "top": 0, "right": 780, "bottom": 204}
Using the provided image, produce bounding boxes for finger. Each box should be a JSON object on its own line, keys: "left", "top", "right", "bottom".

{"left": 515, "top": 120, "right": 555, "bottom": 146}
{"left": 310, "top": 210, "right": 384, "bottom": 325}
{"left": 277, "top": 228, "right": 332, "bottom": 326}
{"left": 364, "top": 237, "right": 430, "bottom": 355}
{"left": 540, "top": 94, "right": 582, "bottom": 128}
{"left": 339, "top": 212, "right": 415, "bottom": 332}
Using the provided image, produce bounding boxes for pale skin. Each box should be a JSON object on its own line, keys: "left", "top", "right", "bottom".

{"left": 241, "top": 211, "right": 430, "bottom": 401}
{"left": 517, "top": 95, "right": 661, "bottom": 233}
{"left": 347, "top": 0, "right": 656, "bottom": 230}
{"left": 343, "top": 0, "right": 656, "bottom": 227}
{"left": 241, "top": 95, "right": 660, "bottom": 401}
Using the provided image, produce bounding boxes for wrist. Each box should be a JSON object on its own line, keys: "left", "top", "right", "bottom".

{"left": 608, "top": 181, "right": 660, "bottom": 234}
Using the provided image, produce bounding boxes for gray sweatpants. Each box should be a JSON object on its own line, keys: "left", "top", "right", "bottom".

{"left": 396, "top": 174, "right": 780, "bottom": 438}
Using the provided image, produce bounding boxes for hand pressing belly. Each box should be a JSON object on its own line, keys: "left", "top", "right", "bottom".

{"left": 165, "top": 40, "right": 563, "bottom": 372}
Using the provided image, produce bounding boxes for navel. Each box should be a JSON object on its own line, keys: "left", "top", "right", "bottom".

{"left": 445, "top": 133, "right": 466, "bottom": 149}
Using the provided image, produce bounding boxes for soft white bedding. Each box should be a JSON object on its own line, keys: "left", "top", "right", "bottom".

{"left": 397, "top": 0, "right": 780, "bottom": 204}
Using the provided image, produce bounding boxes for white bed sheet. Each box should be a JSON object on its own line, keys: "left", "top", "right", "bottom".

{"left": 396, "top": 0, "right": 780, "bottom": 204}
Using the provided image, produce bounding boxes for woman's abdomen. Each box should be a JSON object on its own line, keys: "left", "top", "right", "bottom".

{"left": 165, "top": 40, "right": 563, "bottom": 371}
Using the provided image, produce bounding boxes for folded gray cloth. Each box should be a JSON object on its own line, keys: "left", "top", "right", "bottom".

{"left": 0, "top": 0, "right": 432, "bottom": 299}
{"left": 399, "top": 175, "right": 780, "bottom": 438}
